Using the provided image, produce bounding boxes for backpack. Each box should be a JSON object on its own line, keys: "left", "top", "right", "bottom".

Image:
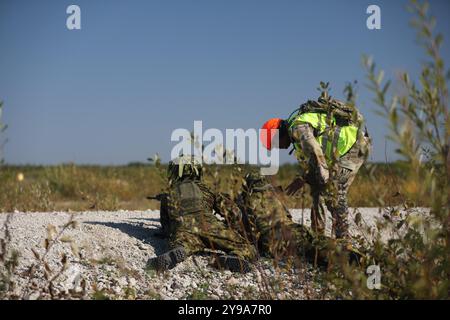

{"left": 173, "top": 181, "right": 204, "bottom": 215}
{"left": 288, "top": 96, "right": 362, "bottom": 127}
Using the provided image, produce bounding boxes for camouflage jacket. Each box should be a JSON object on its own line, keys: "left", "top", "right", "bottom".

{"left": 161, "top": 179, "right": 241, "bottom": 236}
{"left": 289, "top": 122, "right": 371, "bottom": 185}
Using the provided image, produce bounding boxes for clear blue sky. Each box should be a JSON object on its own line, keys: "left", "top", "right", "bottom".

{"left": 1, "top": 0, "right": 449, "bottom": 165}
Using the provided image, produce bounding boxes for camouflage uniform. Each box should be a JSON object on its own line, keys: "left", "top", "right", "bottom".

{"left": 166, "top": 179, "right": 256, "bottom": 261}
{"left": 232, "top": 172, "right": 342, "bottom": 266}
{"left": 151, "top": 156, "right": 256, "bottom": 272}
{"left": 289, "top": 99, "right": 371, "bottom": 239}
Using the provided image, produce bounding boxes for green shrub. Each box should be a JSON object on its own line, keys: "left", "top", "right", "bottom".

{"left": 327, "top": 0, "right": 449, "bottom": 299}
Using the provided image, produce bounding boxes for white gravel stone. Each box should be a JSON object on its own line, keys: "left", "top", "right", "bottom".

{"left": 0, "top": 208, "right": 428, "bottom": 299}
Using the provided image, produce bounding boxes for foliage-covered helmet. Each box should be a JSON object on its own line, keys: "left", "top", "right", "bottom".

{"left": 243, "top": 171, "right": 269, "bottom": 191}
{"left": 167, "top": 155, "right": 203, "bottom": 183}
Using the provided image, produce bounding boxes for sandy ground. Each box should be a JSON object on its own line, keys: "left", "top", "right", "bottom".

{"left": 0, "top": 207, "right": 425, "bottom": 300}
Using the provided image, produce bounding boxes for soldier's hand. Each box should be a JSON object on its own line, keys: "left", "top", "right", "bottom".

{"left": 286, "top": 178, "right": 304, "bottom": 196}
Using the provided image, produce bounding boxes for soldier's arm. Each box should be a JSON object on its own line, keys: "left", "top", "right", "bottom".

{"left": 290, "top": 123, "right": 329, "bottom": 184}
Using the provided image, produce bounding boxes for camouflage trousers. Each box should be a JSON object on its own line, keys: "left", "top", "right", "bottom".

{"left": 169, "top": 213, "right": 257, "bottom": 262}
{"left": 246, "top": 207, "right": 343, "bottom": 266}
{"left": 238, "top": 190, "right": 331, "bottom": 265}
{"left": 310, "top": 135, "right": 370, "bottom": 239}
{"left": 258, "top": 219, "right": 323, "bottom": 263}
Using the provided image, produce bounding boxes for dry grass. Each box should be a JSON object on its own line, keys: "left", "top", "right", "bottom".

{"left": 0, "top": 162, "right": 428, "bottom": 213}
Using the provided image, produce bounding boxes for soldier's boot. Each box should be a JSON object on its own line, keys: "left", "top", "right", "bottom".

{"left": 215, "top": 255, "right": 251, "bottom": 274}
{"left": 150, "top": 246, "right": 187, "bottom": 272}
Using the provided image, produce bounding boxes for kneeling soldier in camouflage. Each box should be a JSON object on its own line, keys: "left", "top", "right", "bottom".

{"left": 233, "top": 172, "right": 364, "bottom": 267}
{"left": 149, "top": 156, "right": 257, "bottom": 273}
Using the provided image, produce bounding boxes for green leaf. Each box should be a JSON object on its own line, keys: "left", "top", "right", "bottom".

{"left": 382, "top": 80, "right": 391, "bottom": 95}
{"left": 377, "top": 70, "right": 384, "bottom": 85}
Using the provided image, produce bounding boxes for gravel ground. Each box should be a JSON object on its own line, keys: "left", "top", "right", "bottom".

{"left": 0, "top": 207, "right": 426, "bottom": 300}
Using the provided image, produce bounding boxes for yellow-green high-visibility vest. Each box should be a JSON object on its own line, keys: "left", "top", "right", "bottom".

{"left": 288, "top": 112, "right": 359, "bottom": 159}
